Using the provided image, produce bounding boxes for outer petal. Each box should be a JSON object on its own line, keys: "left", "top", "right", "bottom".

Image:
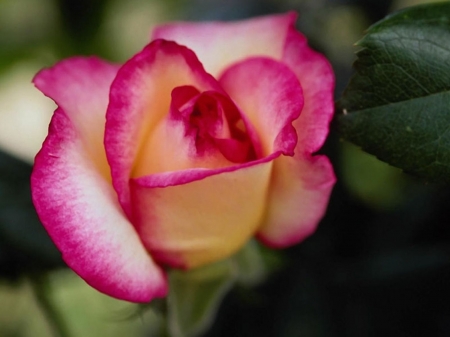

{"left": 32, "top": 109, "right": 168, "bottom": 302}
{"left": 152, "top": 12, "right": 296, "bottom": 77}
{"left": 130, "top": 156, "right": 277, "bottom": 269}
{"left": 105, "top": 40, "right": 223, "bottom": 217}
{"left": 257, "top": 154, "right": 335, "bottom": 247}
{"left": 283, "top": 28, "right": 335, "bottom": 154}
{"left": 257, "top": 27, "right": 336, "bottom": 247}
{"left": 33, "top": 57, "right": 119, "bottom": 179}
{"left": 32, "top": 58, "right": 167, "bottom": 302}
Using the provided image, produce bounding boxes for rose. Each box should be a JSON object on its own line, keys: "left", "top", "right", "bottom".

{"left": 32, "top": 12, "right": 335, "bottom": 302}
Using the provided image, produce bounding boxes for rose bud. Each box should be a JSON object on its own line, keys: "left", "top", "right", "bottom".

{"left": 32, "top": 12, "right": 335, "bottom": 302}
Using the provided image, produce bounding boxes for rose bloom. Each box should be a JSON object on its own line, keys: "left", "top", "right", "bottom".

{"left": 32, "top": 12, "right": 335, "bottom": 302}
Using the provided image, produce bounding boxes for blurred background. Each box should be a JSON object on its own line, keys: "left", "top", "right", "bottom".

{"left": 1, "top": 0, "right": 450, "bottom": 336}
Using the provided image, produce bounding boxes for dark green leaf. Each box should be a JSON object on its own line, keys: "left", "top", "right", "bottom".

{"left": 0, "top": 150, "right": 64, "bottom": 280}
{"left": 337, "top": 2, "right": 450, "bottom": 183}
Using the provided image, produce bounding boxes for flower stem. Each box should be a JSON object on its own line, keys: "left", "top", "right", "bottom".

{"left": 159, "top": 299, "right": 171, "bottom": 337}
{"left": 30, "top": 274, "right": 72, "bottom": 337}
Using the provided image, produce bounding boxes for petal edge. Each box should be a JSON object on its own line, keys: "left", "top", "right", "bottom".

{"left": 32, "top": 108, "right": 168, "bottom": 302}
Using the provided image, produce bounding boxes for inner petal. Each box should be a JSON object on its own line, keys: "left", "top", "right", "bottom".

{"left": 219, "top": 57, "right": 304, "bottom": 158}
{"left": 132, "top": 86, "right": 255, "bottom": 177}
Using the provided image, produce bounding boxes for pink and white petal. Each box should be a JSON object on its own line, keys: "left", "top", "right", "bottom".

{"left": 130, "top": 155, "right": 278, "bottom": 269}
{"left": 219, "top": 57, "right": 303, "bottom": 158}
{"left": 105, "top": 40, "right": 223, "bottom": 216}
{"left": 152, "top": 12, "right": 297, "bottom": 77}
{"left": 282, "top": 28, "right": 335, "bottom": 155}
{"left": 257, "top": 31, "right": 336, "bottom": 247}
{"left": 257, "top": 153, "right": 335, "bottom": 248}
{"left": 32, "top": 108, "right": 167, "bottom": 302}
{"left": 33, "top": 57, "right": 119, "bottom": 179}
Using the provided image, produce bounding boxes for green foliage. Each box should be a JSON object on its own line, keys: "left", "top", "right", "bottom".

{"left": 168, "top": 260, "right": 236, "bottom": 337}
{"left": 167, "top": 241, "right": 266, "bottom": 337}
{"left": 338, "top": 2, "right": 450, "bottom": 183}
{"left": 0, "top": 151, "right": 64, "bottom": 281}
{"left": 339, "top": 142, "right": 410, "bottom": 210}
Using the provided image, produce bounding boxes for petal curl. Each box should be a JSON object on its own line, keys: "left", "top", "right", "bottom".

{"left": 33, "top": 57, "right": 119, "bottom": 179}
{"left": 282, "top": 27, "right": 335, "bottom": 154}
{"left": 105, "top": 40, "right": 223, "bottom": 216}
{"left": 219, "top": 57, "right": 303, "bottom": 158}
{"left": 32, "top": 109, "right": 168, "bottom": 302}
{"left": 257, "top": 27, "right": 336, "bottom": 247}
{"left": 152, "top": 12, "right": 296, "bottom": 77}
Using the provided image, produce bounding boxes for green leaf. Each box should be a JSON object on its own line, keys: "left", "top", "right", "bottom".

{"left": 337, "top": 2, "right": 450, "bottom": 183}
{"left": 166, "top": 240, "right": 268, "bottom": 337}
{"left": 167, "top": 259, "right": 237, "bottom": 337}
{"left": 231, "top": 239, "right": 266, "bottom": 286}
{"left": 339, "top": 142, "right": 411, "bottom": 210}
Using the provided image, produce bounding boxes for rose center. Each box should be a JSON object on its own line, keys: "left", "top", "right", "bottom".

{"left": 170, "top": 85, "right": 255, "bottom": 163}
